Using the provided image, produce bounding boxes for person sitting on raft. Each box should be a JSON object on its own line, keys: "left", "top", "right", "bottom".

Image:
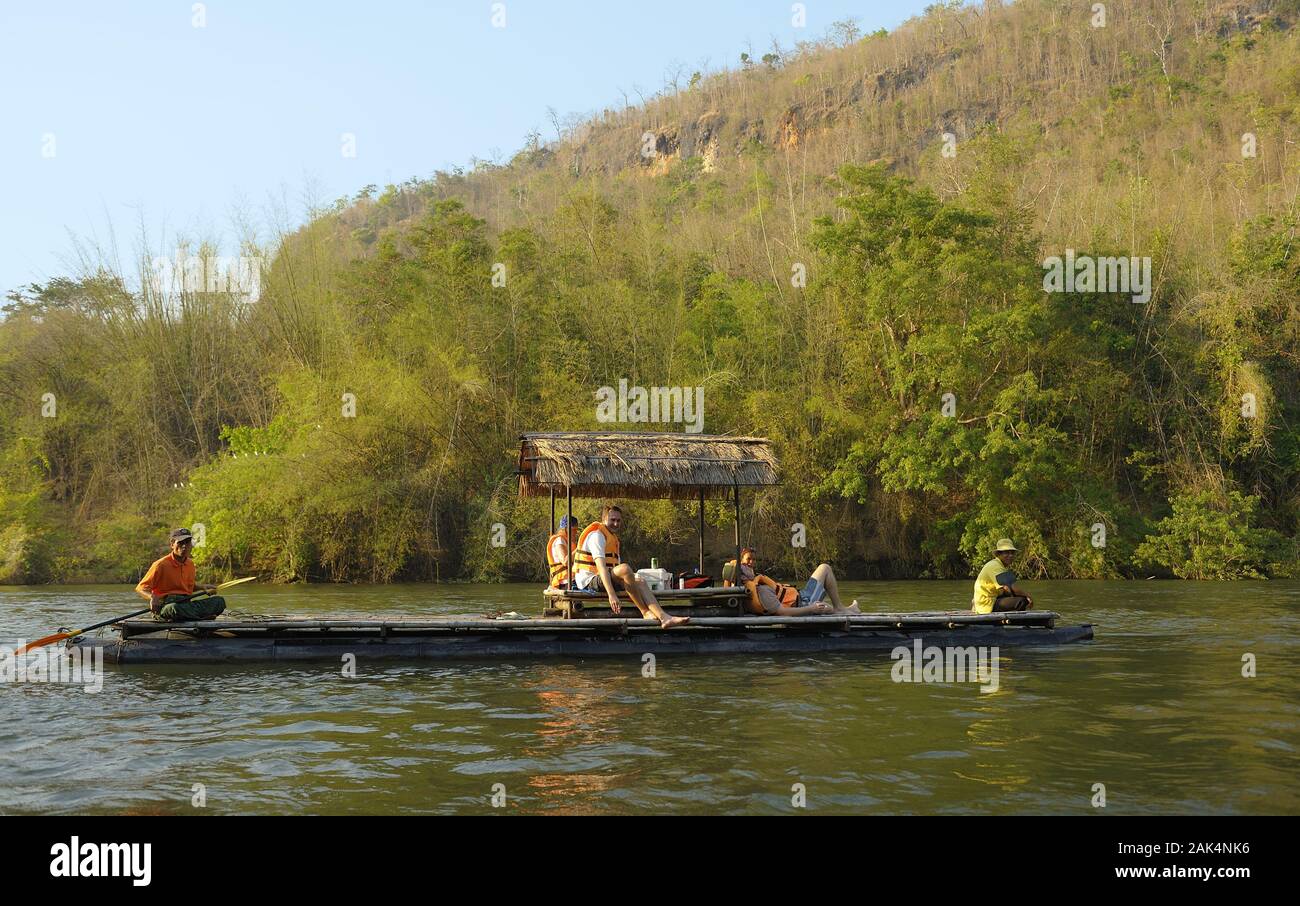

{"left": 545, "top": 515, "right": 577, "bottom": 588}
{"left": 971, "top": 539, "right": 1034, "bottom": 613}
{"left": 135, "top": 528, "right": 227, "bottom": 622}
{"left": 728, "top": 548, "right": 861, "bottom": 617}
{"left": 572, "top": 504, "right": 688, "bottom": 628}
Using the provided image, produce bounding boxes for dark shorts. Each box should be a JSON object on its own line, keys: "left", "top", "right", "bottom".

{"left": 992, "top": 594, "right": 1031, "bottom": 612}
{"left": 584, "top": 573, "right": 626, "bottom": 595}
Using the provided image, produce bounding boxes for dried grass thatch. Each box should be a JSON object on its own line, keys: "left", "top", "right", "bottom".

{"left": 518, "top": 432, "right": 779, "bottom": 500}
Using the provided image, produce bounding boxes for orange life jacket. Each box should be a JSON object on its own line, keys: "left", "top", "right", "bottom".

{"left": 546, "top": 532, "right": 571, "bottom": 586}
{"left": 743, "top": 575, "right": 800, "bottom": 614}
{"left": 774, "top": 581, "right": 800, "bottom": 607}
{"left": 573, "top": 522, "right": 621, "bottom": 574}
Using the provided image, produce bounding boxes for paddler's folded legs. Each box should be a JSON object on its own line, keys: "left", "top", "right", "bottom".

{"left": 611, "top": 563, "right": 689, "bottom": 628}
{"left": 157, "top": 594, "right": 227, "bottom": 622}
{"left": 992, "top": 594, "right": 1032, "bottom": 612}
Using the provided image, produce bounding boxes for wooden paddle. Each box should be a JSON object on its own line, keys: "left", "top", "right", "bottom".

{"left": 14, "top": 576, "right": 257, "bottom": 655}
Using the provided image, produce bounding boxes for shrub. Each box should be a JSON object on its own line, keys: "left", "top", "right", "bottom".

{"left": 1134, "top": 489, "right": 1287, "bottom": 579}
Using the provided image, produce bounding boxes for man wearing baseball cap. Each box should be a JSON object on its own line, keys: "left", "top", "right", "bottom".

{"left": 971, "top": 538, "right": 1034, "bottom": 613}
{"left": 134, "top": 528, "right": 227, "bottom": 622}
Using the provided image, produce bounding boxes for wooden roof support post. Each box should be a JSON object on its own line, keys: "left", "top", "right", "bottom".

{"left": 733, "top": 482, "right": 741, "bottom": 571}
{"left": 698, "top": 488, "right": 705, "bottom": 576}
{"left": 550, "top": 487, "right": 556, "bottom": 535}
{"left": 566, "top": 485, "right": 574, "bottom": 591}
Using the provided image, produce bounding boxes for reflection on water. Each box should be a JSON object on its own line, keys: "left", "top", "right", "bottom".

{"left": 522, "top": 665, "right": 639, "bottom": 810}
{"left": 1, "top": 580, "right": 1297, "bottom": 814}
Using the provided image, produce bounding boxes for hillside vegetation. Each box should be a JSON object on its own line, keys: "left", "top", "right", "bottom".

{"left": 2, "top": 0, "right": 1298, "bottom": 584}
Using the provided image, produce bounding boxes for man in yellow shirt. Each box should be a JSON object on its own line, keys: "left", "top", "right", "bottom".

{"left": 971, "top": 539, "right": 1034, "bottom": 613}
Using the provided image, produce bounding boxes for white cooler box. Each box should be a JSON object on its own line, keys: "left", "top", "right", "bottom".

{"left": 635, "top": 567, "right": 673, "bottom": 592}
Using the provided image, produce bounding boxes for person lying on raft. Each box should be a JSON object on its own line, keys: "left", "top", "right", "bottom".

{"left": 572, "top": 504, "right": 688, "bottom": 628}
{"left": 729, "top": 548, "right": 861, "bottom": 617}
{"left": 135, "top": 528, "right": 227, "bottom": 622}
{"left": 545, "top": 514, "right": 578, "bottom": 588}
{"left": 971, "top": 539, "right": 1034, "bottom": 613}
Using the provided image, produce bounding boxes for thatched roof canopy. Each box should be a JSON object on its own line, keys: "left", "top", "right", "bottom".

{"left": 518, "top": 432, "right": 779, "bottom": 500}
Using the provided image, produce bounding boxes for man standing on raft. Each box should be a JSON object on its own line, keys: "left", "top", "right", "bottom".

{"left": 572, "top": 504, "right": 688, "bottom": 628}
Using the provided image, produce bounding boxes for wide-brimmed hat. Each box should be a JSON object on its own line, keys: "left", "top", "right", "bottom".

{"left": 994, "top": 538, "right": 1018, "bottom": 553}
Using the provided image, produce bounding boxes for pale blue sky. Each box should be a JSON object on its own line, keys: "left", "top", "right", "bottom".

{"left": 1, "top": 1, "right": 934, "bottom": 295}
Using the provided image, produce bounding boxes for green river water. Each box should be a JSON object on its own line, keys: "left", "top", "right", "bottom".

{"left": 2, "top": 580, "right": 1297, "bottom": 815}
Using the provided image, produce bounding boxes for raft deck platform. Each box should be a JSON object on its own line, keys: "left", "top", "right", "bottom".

{"left": 69, "top": 609, "right": 1092, "bottom": 664}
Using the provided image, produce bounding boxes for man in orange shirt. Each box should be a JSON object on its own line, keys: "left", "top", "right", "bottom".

{"left": 135, "top": 528, "right": 226, "bottom": 622}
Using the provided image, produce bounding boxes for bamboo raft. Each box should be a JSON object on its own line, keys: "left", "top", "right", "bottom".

{"left": 68, "top": 434, "right": 1093, "bottom": 664}
{"left": 68, "top": 608, "right": 1092, "bottom": 664}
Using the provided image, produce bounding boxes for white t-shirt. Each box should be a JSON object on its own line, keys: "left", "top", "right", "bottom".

{"left": 572, "top": 529, "right": 607, "bottom": 590}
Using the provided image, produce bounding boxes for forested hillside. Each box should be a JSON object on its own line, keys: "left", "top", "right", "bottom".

{"left": 3, "top": 0, "right": 1297, "bottom": 584}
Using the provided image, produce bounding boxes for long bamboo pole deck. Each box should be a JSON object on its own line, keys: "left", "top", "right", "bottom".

{"left": 68, "top": 610, "right": 1093, "bottom": 664}
{"left": 113, "top": 610, "right": 1059, "bottom": 635}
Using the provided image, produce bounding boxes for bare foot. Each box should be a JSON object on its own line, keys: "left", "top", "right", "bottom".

{"left": 838, "top": 602, "right": 862, "bottom": 614}
{"left": 660, "top": 615, "right": 690, "bottom": 628}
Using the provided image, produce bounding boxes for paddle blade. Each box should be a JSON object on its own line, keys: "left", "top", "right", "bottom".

{"left": 216, "top": 576, "right": 257, "bottom": 591}
{"left": 13, "top": 632, "right": 74, "bottom": 656}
